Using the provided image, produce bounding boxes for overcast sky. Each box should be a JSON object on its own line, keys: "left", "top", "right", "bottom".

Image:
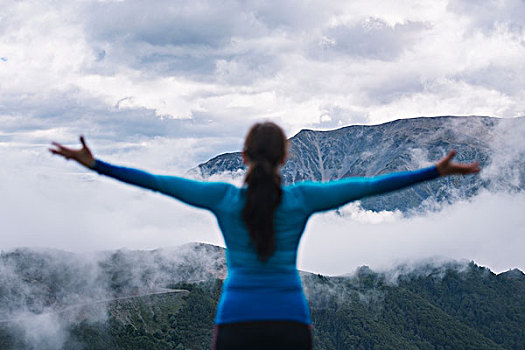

{"left": 1, "top": 0, "right": 524, "bottom": 275}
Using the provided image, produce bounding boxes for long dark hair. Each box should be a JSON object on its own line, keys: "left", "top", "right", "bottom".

{"left": 242, "top": 122, "right": 287, "bottom": 261}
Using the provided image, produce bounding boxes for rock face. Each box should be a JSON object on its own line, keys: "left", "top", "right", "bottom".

{"left": 193, "top": 116, "right": 525, "bottom": 213}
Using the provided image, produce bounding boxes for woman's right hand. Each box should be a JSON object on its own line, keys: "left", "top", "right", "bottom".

{"left": 49, "top": 136, "right": 96, "bottom": 169}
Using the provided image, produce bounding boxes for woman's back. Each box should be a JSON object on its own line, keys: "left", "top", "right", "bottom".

{"left": 213, "top": 184, "right": 313, "bottom": 325}
{"left": 217, "top": 185, "right": 309, "bottom": 270}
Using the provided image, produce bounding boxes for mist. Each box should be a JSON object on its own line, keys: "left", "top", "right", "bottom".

{"left": 2, "top": 0, "right": 524, "bottom": 276}
{"left": 2, "top": 0, "right": 525, "bottom": 348}
{"left": 2, "top": 118, "right": 524, "bottom": 276}
{"left": 0, "top": 243, "right": 224, "bottom": 349}
{"left": 298, "top": 117, "right": 525, "bottom": 275}
{"left": 299, "top": 190, "right": 525, "bottom": 276}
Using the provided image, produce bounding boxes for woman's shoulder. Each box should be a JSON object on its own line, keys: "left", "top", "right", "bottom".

{"left": 281, "top": 181, "right": 319, "bottom": 200}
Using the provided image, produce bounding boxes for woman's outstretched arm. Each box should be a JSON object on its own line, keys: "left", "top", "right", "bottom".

{"left": 296, "top": 151, "right": 480, "bottom": 214}
{"left": 50, "top": 137, "right": 231, "bottom": 211}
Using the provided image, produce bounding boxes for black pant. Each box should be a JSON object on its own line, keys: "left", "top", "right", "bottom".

{"left": 213, "top": 321, "right": 313, "bottom": 350}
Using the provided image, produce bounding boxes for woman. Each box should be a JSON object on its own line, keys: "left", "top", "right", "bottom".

{"left": 50, "top": 122, "right": 480, "bottom": 349}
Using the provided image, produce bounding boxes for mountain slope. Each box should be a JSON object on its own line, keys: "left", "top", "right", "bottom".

{"left": 194, "top": 116, "right": 525, "bottom": 213}
{"left": 1, "top": 245, "right": 524, "bottom": 349}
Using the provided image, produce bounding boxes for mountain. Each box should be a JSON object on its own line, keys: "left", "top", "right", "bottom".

{"left": 1, "top": 244, "right": 524, "bottom": 349}
{"left": 193, "top": 116, "right": 525, "bottom": 213}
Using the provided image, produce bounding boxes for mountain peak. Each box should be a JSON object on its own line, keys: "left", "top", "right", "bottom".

{"left": 193, "top": 115, "right": 525, "bottom": 213}
{"left": 498, "top": 268, "right": 525, "bottom": 280}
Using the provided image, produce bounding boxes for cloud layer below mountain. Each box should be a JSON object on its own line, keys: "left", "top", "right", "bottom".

{"left": 300, "top": 190, "right": 525, "bottom": 275}
{"left": 1, "top": 0, "right": 524, "bottom": 274}
{"left": 2, "top": 141, "right": 524, "bottom": 275}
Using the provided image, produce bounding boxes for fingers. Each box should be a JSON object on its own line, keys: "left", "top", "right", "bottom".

{"left": 452, "top": 161, "right": 481, "bottom": 175}
{"left": 51, "top": 141, "right": 73, "bottom": 152}
{"left": 49, "top": 141, "right": 74, "bottom": 158}
{"left": 49, "top": 147, "right": 69, "bottom": 158}
{"left": 80, "top": 135, "right": 88, "bottom": 149}
{"left": 51, "top": 141, "right": 63, "bottom": 149}
{"left": 462, "top": 162, "right": 481, "bottom": 174}
{"left": 49, "top": 142, "right": 63, "bottom": 154}
{"left": 444, "top": 150, "right": 457, "bottom": 163}
{"left": 467, "top": 161, "right": 481, "bottom": 174}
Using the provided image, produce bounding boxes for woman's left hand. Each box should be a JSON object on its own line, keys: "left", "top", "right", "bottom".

{"left": 436, "top": 150, "right": 481, "bottom": 177}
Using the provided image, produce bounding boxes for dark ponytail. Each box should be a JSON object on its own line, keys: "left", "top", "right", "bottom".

{"left": 242, "top": 122, "right": 287, "bottom": 261}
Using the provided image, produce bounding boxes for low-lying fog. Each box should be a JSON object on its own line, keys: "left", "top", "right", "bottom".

{"left": 1, "top": 142, "right": 523, "bottom": 276}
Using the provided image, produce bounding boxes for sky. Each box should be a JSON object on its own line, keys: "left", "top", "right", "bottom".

{"left": 1, "top": 0, "right": 524, "bottom": 275}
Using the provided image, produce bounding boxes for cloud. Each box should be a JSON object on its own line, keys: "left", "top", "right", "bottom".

{"left": 2, "top": 128, "right": 524, "bottom": 278}
{"left": 448, "top": 0, "right": 525, "bottom": 35}
{"left": 76, "top": 0, "right": 333, "bottom": 80}
{"left": 13, "top": 313, "right": 69, "bottom": 350}
{"left": 1, "top": 0, "right": 524, "bottom": 279}
{"left": 315, "top": 18, "right": 429, "bottom": 61}
{"left": 298, "top": 190, "right": 525, "bottom": 276}
{"left": 2, "top": 0, "right": 524, "bottom": 143}
{"left": 481, "top": 116, "right": 525, "bottom": 190}
{"left": 0, "top": 143, "right": 224, "bottom": 253}
{"left": 0, "top": 242, "right": 226, "bottom": 348}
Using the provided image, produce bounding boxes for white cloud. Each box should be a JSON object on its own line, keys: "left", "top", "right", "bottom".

{"left": 317, "top": 18, "right": 429, "bottom": 61}
{"left": 448, "top": 0, "right": 525, "bottom": 34}
{"left": 0, "top": 144, "right": 224, "bottom": 252}
{"left": 2, "top": 0, "right": 524, "bottom": 140}
{"left": 298, "top": 190, "right": 525, "bottom": 276}
{"left": 2, "top": 142, "right": 524, "bottom": 276}
{"left": 1, "top": 0, "right": 524, "bottom": 277}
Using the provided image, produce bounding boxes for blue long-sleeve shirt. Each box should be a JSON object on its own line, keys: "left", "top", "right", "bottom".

{"left": 92, "top": 160, "right": 440, "bottom": 325}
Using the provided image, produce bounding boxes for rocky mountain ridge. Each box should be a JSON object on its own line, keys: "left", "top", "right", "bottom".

{"left": 193, "top": 116, "right": 525, "bottom": 213}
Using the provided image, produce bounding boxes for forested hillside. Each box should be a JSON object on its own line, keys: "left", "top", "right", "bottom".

{"left": 1, "top": 246, "right": 523, "bottom": 349}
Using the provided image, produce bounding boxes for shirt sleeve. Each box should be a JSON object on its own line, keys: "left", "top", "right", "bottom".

{"left": 295, "top": 166, "right": 440, "bottom": 214}
{"left": 92, "top": 159, "right": 232, "bottom": 212}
